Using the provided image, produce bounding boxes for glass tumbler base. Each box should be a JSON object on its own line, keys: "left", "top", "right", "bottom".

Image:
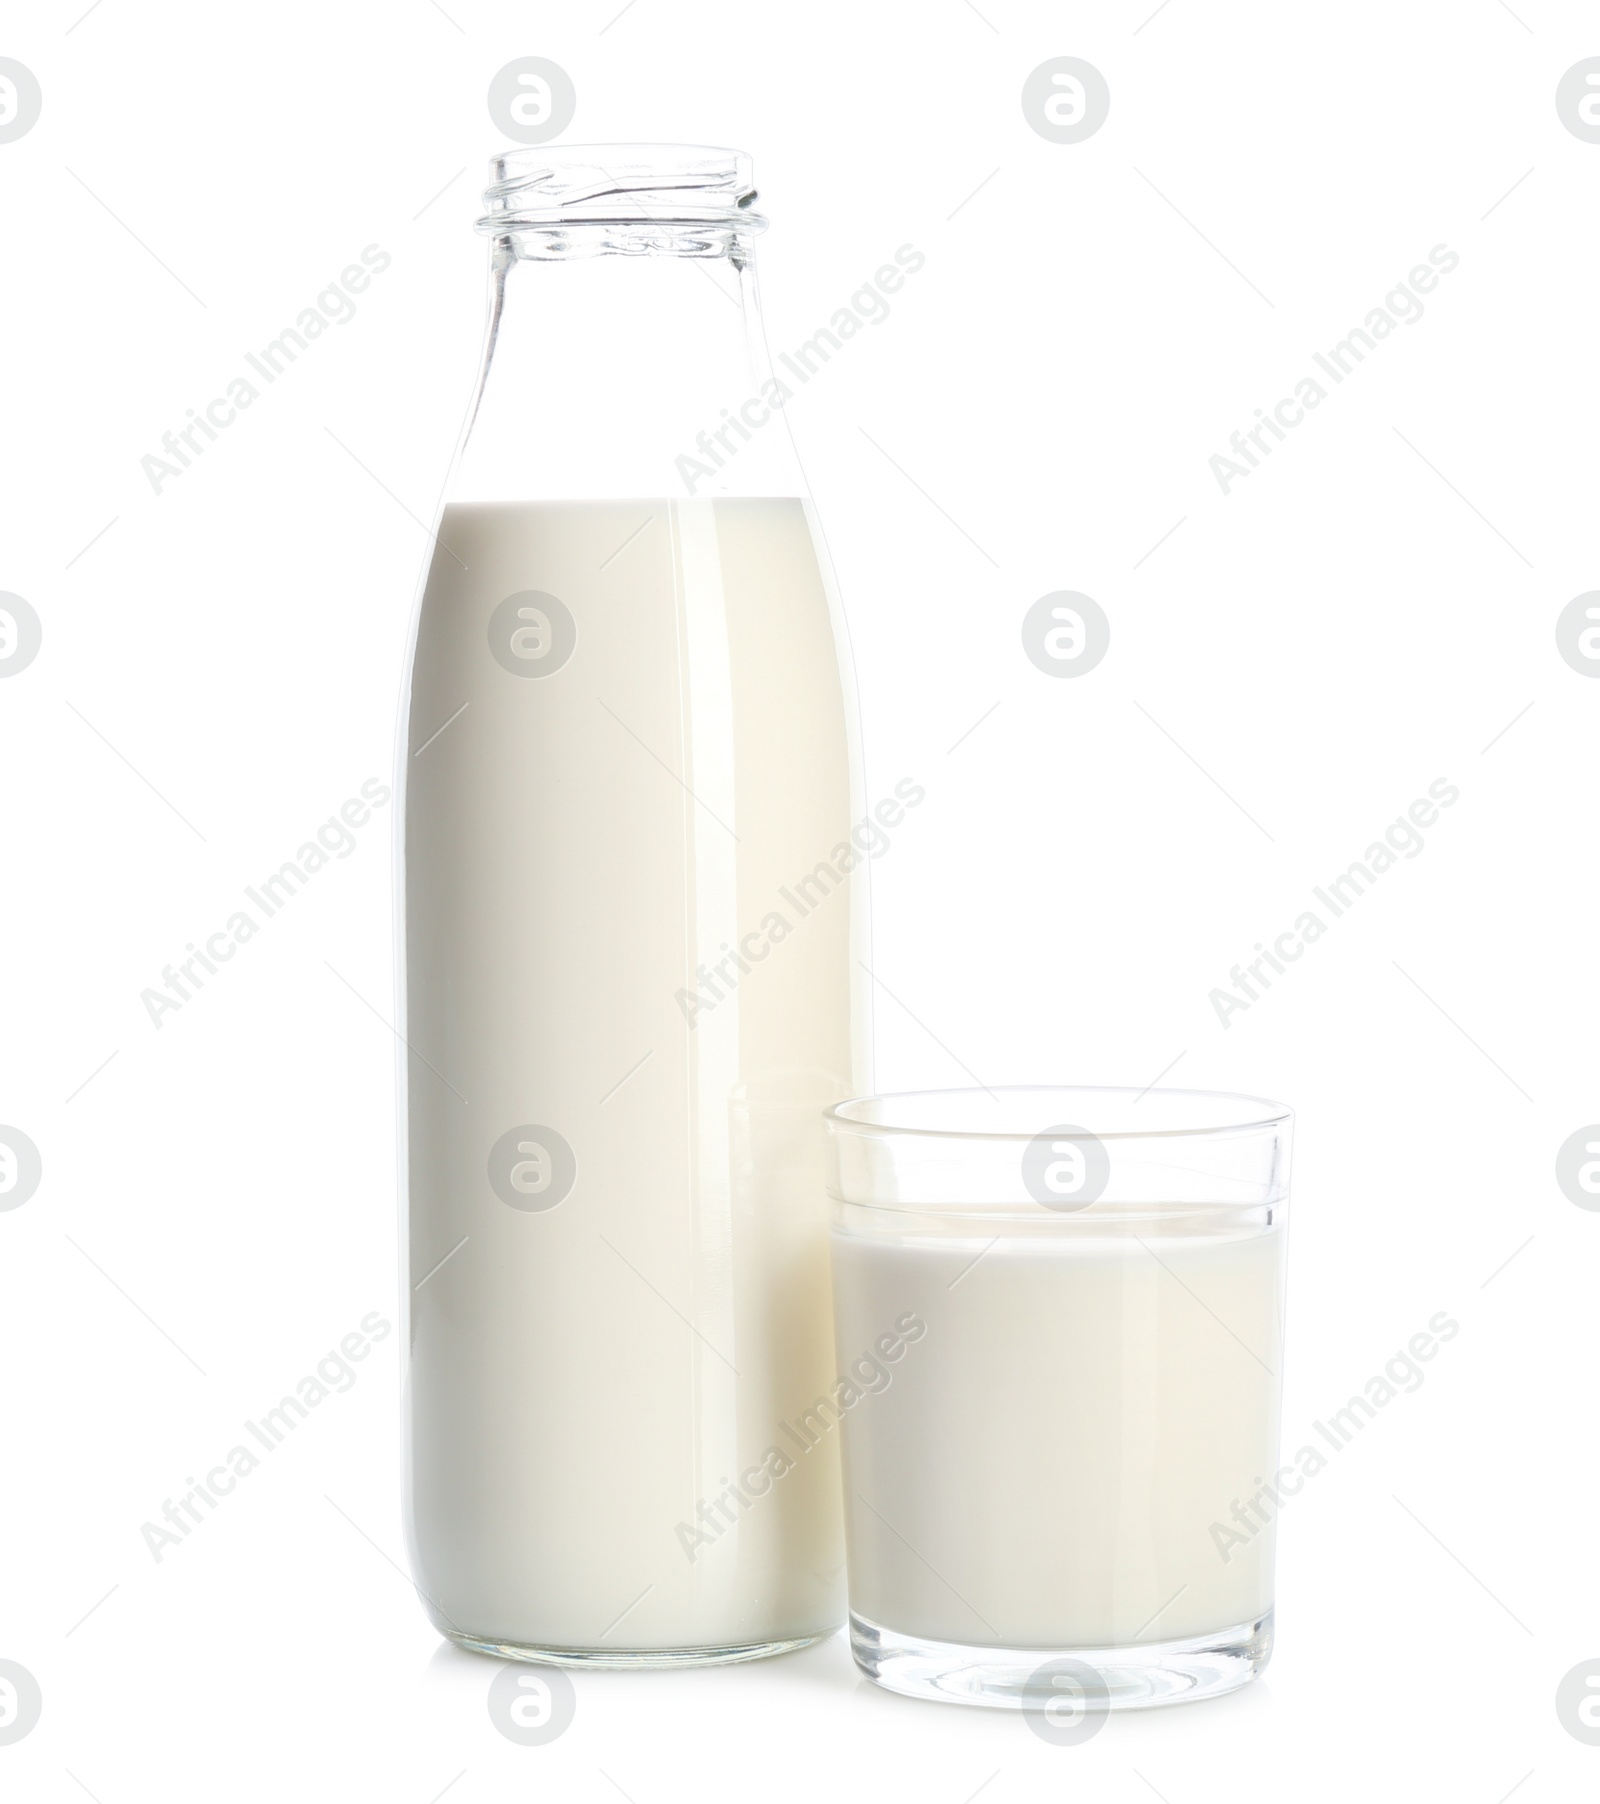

{"left": 444, "top": 1627, "right": 832, "bottom": 1670}
{"left": 850, "top": 1609, "right": 1272, "bottom": 1712}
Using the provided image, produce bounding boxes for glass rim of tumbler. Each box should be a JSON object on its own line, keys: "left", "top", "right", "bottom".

{"left": 827, "top": 1084, "right": 1291, "bottom": 1141}
{"left": 824, "top": 1086, "right": 1293, "bottom": 1216}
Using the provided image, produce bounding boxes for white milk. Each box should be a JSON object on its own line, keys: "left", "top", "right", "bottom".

{"left": 401, "top": 497, "right": 862, "bottom": 1656}
{"left": 830, "top": 1219, "right": 1285, "bottom": 1649}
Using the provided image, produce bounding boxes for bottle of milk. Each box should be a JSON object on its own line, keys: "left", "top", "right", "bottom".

{"left": 397, "top": 147, "right": 866, "bottom": 1665}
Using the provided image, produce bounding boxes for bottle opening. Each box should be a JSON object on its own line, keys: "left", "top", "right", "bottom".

{"left": 478, "top": 143, "right": 766, "bottom": 249}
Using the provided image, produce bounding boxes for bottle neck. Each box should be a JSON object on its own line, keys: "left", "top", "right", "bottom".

{"left": 450, "top": 230, "right": 806, "bottom": 505}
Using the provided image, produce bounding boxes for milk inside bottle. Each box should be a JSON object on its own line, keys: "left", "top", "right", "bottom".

{"left": 397, "top": 149, "right": 866, "bottom": 1664}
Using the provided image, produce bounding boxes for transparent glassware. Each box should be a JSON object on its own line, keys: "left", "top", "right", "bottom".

{"left": 825, "top": 1087, "right": 1292, "bottom": 1710}
{"left": 396, "top": 147, "right": 867, "bottom": 1666}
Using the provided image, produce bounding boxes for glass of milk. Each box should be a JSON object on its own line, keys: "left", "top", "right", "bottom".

{"left": 825, "top": 1086, "right": 1292, "bottom": 1712}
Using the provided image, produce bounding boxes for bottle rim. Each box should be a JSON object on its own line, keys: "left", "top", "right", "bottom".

{"left": 477, "top": 143, "right": 767, "bottom": 235}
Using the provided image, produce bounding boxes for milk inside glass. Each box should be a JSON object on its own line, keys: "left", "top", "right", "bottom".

{"left": 402, "top": 495, "right": 858, "bottom": 1654}
{"left": 824, "top": 1085, "right": 1291, "bottom": 1707}
{"left": 831, "top": 1215, "right": 1285, "bottom": 1648}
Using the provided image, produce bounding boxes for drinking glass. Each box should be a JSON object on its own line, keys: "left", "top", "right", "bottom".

{"left": 825, "top": 1086, "right": 1292, "bottom": 1711}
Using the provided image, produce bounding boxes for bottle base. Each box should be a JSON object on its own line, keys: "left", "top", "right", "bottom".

{"left": 443, "top": 1627, "right": 835, "bottom": 1670}
{"left": 849, "top": 1609, "right": 1272, "bottom": 1712}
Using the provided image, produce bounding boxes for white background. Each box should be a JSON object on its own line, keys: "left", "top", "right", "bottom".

{"left": 1, "top": 1, "right": 1594, "bottom": 1798}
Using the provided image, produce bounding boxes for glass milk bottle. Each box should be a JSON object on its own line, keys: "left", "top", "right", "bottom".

{"left": 397, "top": 146, "right": 867, "bottom": 1664}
